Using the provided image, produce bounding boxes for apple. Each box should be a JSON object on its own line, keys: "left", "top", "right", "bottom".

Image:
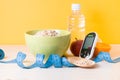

{"left": 70, "top": 39, "right": 83, "bottom": 56}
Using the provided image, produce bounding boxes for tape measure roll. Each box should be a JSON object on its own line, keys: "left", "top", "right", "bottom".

{"left": 0, "top": 49, "right": 5, "bottom": 60}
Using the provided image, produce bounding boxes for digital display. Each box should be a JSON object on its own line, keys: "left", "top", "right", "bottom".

{"left": 83, "top": 35, "right": 94, "bottom": 50}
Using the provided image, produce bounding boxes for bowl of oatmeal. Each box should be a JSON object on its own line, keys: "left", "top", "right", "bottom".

{"left": 25, "top": 29, "right": 71, "bottom": 61}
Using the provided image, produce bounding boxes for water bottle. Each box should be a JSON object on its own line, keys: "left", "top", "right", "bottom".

{"left": 65, "top": 4, "right": 85, "bottom": 56}
{"left": 68, "top": 4, "right": 85, "bottom": 42}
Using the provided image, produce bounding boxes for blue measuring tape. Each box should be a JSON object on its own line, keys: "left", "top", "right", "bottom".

{"left": 0, "top": 49, "right": 75, "bottom": 69}
{"left": 93, "top": 52, "right": 120, "bottom": 63}
{"left": 0, "top": 49, "right": 120, "bottom": 69}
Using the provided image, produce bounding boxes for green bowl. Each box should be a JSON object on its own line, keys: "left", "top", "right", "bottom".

{"left": 25, "top": 29, "right": 71, "bottom": 61}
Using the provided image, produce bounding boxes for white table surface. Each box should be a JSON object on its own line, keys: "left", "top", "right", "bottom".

{"left": 0, "top": 45, "right": 120, "bottom": 80}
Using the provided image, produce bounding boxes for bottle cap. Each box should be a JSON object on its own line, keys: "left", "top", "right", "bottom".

{"left": 72, "top": 4, "right": 80, "bottom": 10}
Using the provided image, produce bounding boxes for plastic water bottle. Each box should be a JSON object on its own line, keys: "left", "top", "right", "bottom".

{"left": 65, "top": 4, "right": 85, "bottom": 56}
{"left": 68, "top": 4, "right": 85, "bottom": 42}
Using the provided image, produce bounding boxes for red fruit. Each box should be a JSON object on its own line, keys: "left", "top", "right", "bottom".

{"left": 70, "top": 40, "right": 83, "bottom": 56}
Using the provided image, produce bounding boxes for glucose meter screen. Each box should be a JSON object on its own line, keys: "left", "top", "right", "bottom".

{"left": 83, "top": 35, "right": 94, "bottom": 49}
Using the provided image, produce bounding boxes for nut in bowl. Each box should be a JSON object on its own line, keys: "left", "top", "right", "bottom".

{"left": 25, "top": 29, "right": 71, "bottom": 61}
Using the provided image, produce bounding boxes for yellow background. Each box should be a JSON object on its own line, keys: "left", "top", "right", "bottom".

{"left": 0, "top": 0, "right": 120, "bottom": 44}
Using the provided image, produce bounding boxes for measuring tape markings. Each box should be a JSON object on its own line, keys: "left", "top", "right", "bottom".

{"left": 0, "top": 49, "right": 120, "bottom": 69}
{"left": 0, "top": 50, "right": 75, "bottom": 69}
{"left": 93, "top": 52, "right": 120, "bottom": 63}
